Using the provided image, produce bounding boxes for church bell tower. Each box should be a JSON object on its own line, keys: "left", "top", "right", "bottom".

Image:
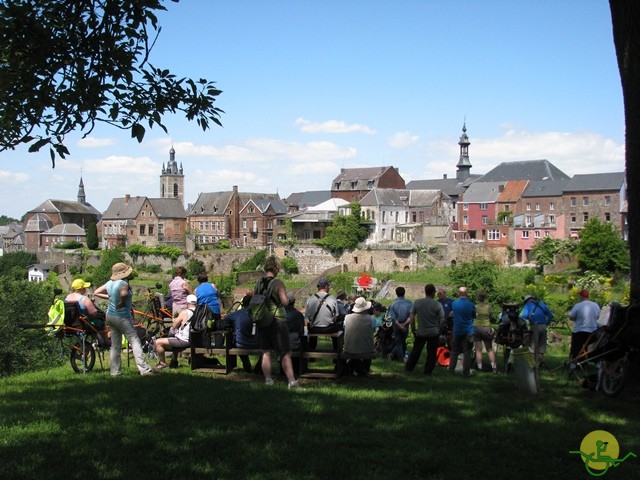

{"left": 160, "top": 146, "right": 184, "bottom": 205}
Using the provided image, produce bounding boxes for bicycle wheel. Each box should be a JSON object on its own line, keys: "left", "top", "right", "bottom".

{"left": 599, "top": 357, "right": 628, "bottom": 397}
{"left": 70, "top": 337, "right": 96, "bottom": 373}
{"left": 140, "top": 307, "right": 164, "bottom": 337}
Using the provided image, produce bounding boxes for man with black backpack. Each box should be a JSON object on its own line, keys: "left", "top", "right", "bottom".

{"left": 256, "top": 256, "right": 301, "bottom": 389}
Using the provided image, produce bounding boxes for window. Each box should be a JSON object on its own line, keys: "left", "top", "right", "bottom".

{"left": 549, "top": 202, "right": 555, "bottom": 211}
{"left": 463, "top": 216, "right": 468, "bottom": 225}
{"left": 412, "top": 212, "right": 417, "bottom": 222}
{"left": 545, "top": 231, "right": 550, "bottom": 237}
{"left": 158, "top": 224, "right": 164, "bottom": 235}
{"left": 367, "top": 180, "right": 374, "bottom": 188}
{"left": 351, "top": 181, "right": 357, "bottom": 189}
{"left": 482, "top": 216, "right": 488, "bottom": 225}
{"left": 405, "top": 212, "right": 409, "bottom": 222}
{"left": 334, "top": 182, "right": 340, "bottom": 189}
{"left": 249, "top": 206, "right": 254, "bottom": 213}
{"left": 522, "top": 231, "right": 529, "bottom": 239}
{"left": 488, "top": 229, "right": 500, "bottom": 241}
{"left": 141, "top": 211, "right": 145, "bottom": 217}
{"left": 382, "top": 211, "right": 386, "bottom": 222}
{"left": 535, "top": 203, "right": 540, "bottom": 211}
{"left": 583, "top": 197, "right": 589, "bottom": 206}
{"left": 571, "top": 214, "right": 576, "bottom": 223}
{"left": 548, "top": 214, "right": 556, "bottom": 225}
{"left": 148, "top": 225, "right": 154, "bottom": 236}
{"left": 526, "top": 203, "right": 531, "bottom": 211}
{"left": 252, "top": 220, "right": 257, "bottom": 231}
{"left": 173, "top": 183, "right": 179, "bottom": 197}
{"left": 242, "top": 220, "right": 247, "bottom": 229}
{"left": 571, "top": 197, "right": 576, "bottom": 207}
{"left": 395, "top": 211, "right": 398, "bottom": 222}
{"left": 535, "top": 230, "right": 541, "bottom": 238}
{"left": 605, "top": 196, "right": 611, "bottom": 206}
{"left": 583, "top": 212, "right": 589, "bottom": 222}
{"left": 149, "top": 211, "right": 153, "bottom": 217}
{"left": 605, "top": 212, "right": 611, "bottom": 222}
{"left": 504, "top": 205, "right": 510, "bottom": 212}
{"left": 462, "top": 203, "right": 469, "bottom": 210}
{"left": 480, "top": 203, "right": 487, "bottom": 210}
{"left": 139, "top": 225, "right": 146, "bottom": 235}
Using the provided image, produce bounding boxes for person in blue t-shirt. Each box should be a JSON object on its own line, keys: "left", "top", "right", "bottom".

{"left": 520, "top": 294, "right": 554, "bottom": 367}
{"left": 447, "top": 286, "right": 475, "bottom": 377}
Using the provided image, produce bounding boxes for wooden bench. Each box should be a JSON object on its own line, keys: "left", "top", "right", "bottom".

{"left": 190, "top": 330, "right": 346, "bottom": 378}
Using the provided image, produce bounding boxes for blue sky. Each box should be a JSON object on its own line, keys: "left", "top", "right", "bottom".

{"left": 0, "top": 0, "right": 625, "bottom": 219}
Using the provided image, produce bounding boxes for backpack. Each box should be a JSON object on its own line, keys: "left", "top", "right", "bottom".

{"left": 249, "top": 277, "right": 277, "bottom": 329}
{"left": 190, "top": 303, "right": 212, "bottom": 332}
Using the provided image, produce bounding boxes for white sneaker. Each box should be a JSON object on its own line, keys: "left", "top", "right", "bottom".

{"left": 265, "top": 377, "right": 274, "bottom": 385}
{"left": 288, "top": 380, "right": 304, "bottom": 389}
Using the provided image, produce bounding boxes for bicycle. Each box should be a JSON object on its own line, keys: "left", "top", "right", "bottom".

{"left": 133, "top": 283, "right": 174, "bottom": 338}
{"left": 22, "top": 289, "right": 110, "bottom": 373}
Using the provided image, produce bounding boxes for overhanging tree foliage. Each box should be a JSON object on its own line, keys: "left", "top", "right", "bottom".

{"left": 0, "top": 0, "right": 223, "bottom": 166}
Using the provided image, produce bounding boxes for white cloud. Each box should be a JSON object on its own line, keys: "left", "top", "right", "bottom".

{"left": 294, "top": 118, "right": 376, "bottom": 135}
{"left": 77, "top": 136, "right": 117, "bottom": 148}
{"left": 421, "top": 128, "right": 625, "bottom": 179}
{"left": 388, "top": 131, "right": 420, "bottom": 148}
{"left": 0, "top": 170, "right": 29, "bottom": 182}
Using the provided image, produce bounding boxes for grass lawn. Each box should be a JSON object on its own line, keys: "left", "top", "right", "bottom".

{"left": 1, "top": 345, "right": 638, "bottom": 480}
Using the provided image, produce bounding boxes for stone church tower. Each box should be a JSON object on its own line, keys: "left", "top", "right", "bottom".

{"left": 160, "top": 146, "right": 184, "bottom": 206}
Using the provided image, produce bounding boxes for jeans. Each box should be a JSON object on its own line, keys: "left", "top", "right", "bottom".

{"left": 448, "top": 334, "right": 474, "bottom": 376}
{"left": 405, "top": 334, "right": 439, "bottom": 374}
{"left": 107, "top": 313, "right": 152, "bottom": 376}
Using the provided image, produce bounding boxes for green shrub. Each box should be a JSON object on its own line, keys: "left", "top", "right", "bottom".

{"left": 233, "top": 250, "right": 267, "bottom": 272}
{"left": 53, "top": 241, "right": 83, "bottom": 249}
{"left": 280, "top": 256, "right": 299, "bottom": 275}
{"left": 185, "top": 258, "right": 206, "bottom": 277}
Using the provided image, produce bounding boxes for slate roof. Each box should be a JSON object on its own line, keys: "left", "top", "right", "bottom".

{"left": 522, "top": 179, "right": 569, "bottom": 198}
{"left": 563, "top": 172, "right": 626, "bottom": 192}
{"left": 332, "top": 166, "right": 398, "bottom": 183}
{"left": 360, "top": 188, "right": 447, "bottom": 207}
{"left": 242, "top": 194, "right": 288, "bottom": 215}
{"left": 477, "top": 160, "right": 570, "bottom": 182}
{"left": 285, "top": 191, "right": 332, "bottom": 209}
{"left": 188, "top": 192, "right": 233, "bottom": 216}
{"left": 460, "top": 182, "right": 504, "bottom": 203}
{"left": 42, "top": 223, "right": 86, "bottom": 235}
{"left": 102, "top": 196, "right": 148, "bottom": 220}
{"left": 406, "top": 176, "right": 479, "bottom": 197}
{"left": 24, "top": 213, "right": 53, "bottom": 232}
{"left": 27, "top": 199, "right": 101, "bottom": 217}
{"left": 148, "top": 198, "right": 187, "bottom": 219}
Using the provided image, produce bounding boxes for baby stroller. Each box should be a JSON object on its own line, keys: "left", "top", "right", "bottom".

{"left": 495, "top": 302, "right": 529, "bottom": 372}
{"left": 375, "top": 319, "right": 395, "bottom": 359}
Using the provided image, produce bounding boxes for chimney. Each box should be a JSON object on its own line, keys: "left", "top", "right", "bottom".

{"left": 443, "top": 174, "right": 447, "bottom": 180}
{"left": 125, "top": 194, "right": 130, "bottom": 204}
{"left": 233, "top": 185, "right": 238, "bottom": 194}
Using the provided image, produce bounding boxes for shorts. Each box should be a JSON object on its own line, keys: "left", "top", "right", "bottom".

{"left": 166, "top": 337, "right": 190, "bottom": 349}
{"left": 259, "top": 320, "right": 291, "bottom": 354}
{"left": 473, "top": 325, "right": 494, "bottom": 350}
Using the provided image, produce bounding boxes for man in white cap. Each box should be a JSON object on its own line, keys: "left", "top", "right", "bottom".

{"left": 154, "top": 294, "right": 197, "bottom": 369}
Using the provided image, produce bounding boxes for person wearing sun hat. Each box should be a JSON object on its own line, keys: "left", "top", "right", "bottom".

{"left": 341, "top": 296, "right": 376, "bottom": 376}
{"left": 568, "top": 289, "right": 601, "bottom": 361}
{"left": 65, "top": 278, "right": 99, "bottom": 319}
{"left": 94, "top": 263, "right": 154, "bottom": 376}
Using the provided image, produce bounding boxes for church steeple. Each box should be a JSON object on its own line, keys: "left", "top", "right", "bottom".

{"left": 456, "top": 122, "right": 472, "bottom": 181}
{"left": 77, "top": 175, "right": 86, "bottom": 204}
{"left": 160, "top": 146, "right": 184, "bottom": 205}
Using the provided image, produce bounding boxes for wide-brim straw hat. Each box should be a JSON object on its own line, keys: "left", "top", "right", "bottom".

{"left": 111, "top": 262, "right": 133, "bottom": 280}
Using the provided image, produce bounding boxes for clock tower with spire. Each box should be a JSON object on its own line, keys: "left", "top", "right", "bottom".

{"left": 160, "top": 146, "right": 184, "bottom": 206}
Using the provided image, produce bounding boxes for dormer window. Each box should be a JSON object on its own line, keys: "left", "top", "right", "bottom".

{"left": 367, "top": 181, "right": 374, "bottom": 188}
{"left": 351, "top": 181, "right": 357, "bottom": 189}
{"left": 334, "top": 182, "right": 341, "bottom": 189}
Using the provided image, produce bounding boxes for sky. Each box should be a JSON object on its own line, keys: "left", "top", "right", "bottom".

{"left": 0, "top": 0, "right": 625, "bottom": 220}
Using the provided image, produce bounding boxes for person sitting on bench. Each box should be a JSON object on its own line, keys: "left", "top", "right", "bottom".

{"left": 225, "top": 294, "right": 260, "bottom": 373}
{"left": 154, "top": 294, "right": 197, "bottom": 370}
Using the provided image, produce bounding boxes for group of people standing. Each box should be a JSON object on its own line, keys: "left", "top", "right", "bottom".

{"left": 64, "top": 258, "right": 603, "bottom": 384}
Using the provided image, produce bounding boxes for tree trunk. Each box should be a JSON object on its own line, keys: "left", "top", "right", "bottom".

{"left": 610, "top": 0, "right": 640, "bottom": 301}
